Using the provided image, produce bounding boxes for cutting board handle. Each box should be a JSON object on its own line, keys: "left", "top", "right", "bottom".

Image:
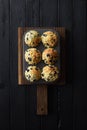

{"left": 37, "top": 85, "right": 48, "bottom": 115}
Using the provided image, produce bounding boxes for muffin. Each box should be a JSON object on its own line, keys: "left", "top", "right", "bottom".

{"left": 24, "top": 30, "right": 41, "bottom": 47}
{"left": 41, "top": 65, "right": 59, "bottom": 82}
{"left": 25, "top": 66, "right": 41, "bottom": 82}
{"left": 42, "top": 48, "right": 58, "bottom": 64}
{"left": 41, "top": 31, "right": 58, "bottom": 47}
{"left": 25, "top": 48, "right": 41, "bottom": 65}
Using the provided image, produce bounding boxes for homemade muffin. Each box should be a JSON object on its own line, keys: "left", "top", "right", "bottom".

{"left": 24, "top": 30, "right": 41, "bottom": 47}
{"left": 41, "top": 31, "right": 58, "bottom": 47}
{"left": 25, "top": 48, "right": 41, "bottom": 65}
{"left": 42, "top": 48, "right": 58, "bottom": 64}
{"left": 41, "top": 65, "right": 59, "bottom": 82}
{"left": 25, "top": 66, "right": 41, "bottom": 82}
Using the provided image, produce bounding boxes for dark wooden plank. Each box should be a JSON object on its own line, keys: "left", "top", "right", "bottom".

{"left": 25, "top": 0, "right": 41, "bottom": 26}
{"left": 32, "top": 0, "right": 40, "bottom": 26}
{"left": 0, "top": 0, "right": 10, "bottom": 129}
{"left": 73, "top": 0, "right": 87, "bottom": 130}
{"left": 60, "top": 0, "right": 73, "bottom": 83}
{"left": 25, "top": 0, "right": 33, "bottom": 26}
{"left": 39, "top": 0, "right": 58, "bottom": 27}
{"left": 25, "top": 0, "right": 41, "bottom": 130}
{"left": 0, "top": 0, "right": 9, "bottom": 85}
{"left": 0, "top": 88, "right": 9, "bottom": 130}
{"left": 10, "top": 0, "right": 26, "bottom": 130}
{"left": 37, "top": 85, "right": 48, "bottom": 115}
{"left": 59, "top": 0, "right": 73, "bottom": 130}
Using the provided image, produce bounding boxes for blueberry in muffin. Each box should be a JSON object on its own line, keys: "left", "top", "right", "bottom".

{"left": 24, "top": 30, "right": 41, "bottom": 47}
{"left": 25, "top": 48, "right": 41, "bottom": 65}
{"left": 25, "top": 66, "right": 41, "bottom": 82}
{"left": 41, "top": 31, "right": 58, "bottom": 47}
{"left": 41, "top": 65, "right": 59, "bottom": 82}
{"left": 42, "top": 48, "right": 58, "bottom": 64}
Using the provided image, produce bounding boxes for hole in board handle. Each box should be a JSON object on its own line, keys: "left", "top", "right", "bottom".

{"left": 41, "top": 107, "right": 44, "bottom": 111}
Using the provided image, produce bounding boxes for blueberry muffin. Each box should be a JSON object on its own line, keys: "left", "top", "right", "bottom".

{"left": 42, "top": 48, "right": 58, "bottom": 65}
{"left": 25, "top": 66, "right": 41, "bottom": 82}
{"left": 41, "top": 31, "right": 58, "bottom": 47}
{"left": 25, "top": 48, "right": 41, "bottom": 65}
{"left": 24, "top": 30, "right": 41, "bottom": 47}
{"left": 41, "top": 65, "right": 59, "bottom": 82}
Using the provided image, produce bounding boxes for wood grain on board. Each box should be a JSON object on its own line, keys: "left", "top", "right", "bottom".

{"left": 37, "top": 85, "right": 48, "bottom": 115}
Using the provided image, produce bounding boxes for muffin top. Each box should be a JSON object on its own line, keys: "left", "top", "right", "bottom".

{"left": 25, "top": 48, "right": 41, "bottom": 65}
{"left": 25, "top": 66, "right": 41, "bottom": 82}
{"left": 42, "top": 48, "right": 58, "bottom": 65}
{"left": 41, "top": 31, "right": 58, "bottom": 48}
{"left": 41, "top": 65, "right": 59, "bottom": 82}
{"left": 24, "top": 30, "right": 41, "bottom": 47}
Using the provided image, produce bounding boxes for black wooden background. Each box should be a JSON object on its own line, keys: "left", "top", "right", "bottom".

{"left": 0, "top": 0, "right": 86, "bottom": 130}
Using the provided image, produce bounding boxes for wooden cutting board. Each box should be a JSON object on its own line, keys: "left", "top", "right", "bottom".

{"left": 18, "top": 27, "right": 66, "bottom": 115}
